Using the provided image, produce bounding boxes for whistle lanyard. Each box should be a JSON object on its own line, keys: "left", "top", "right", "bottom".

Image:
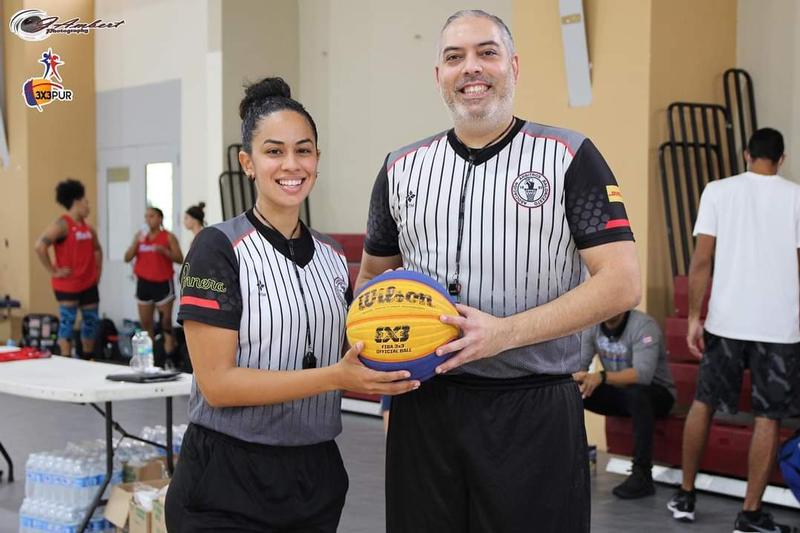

{"left": 254, "top": 205, "right": 317, "bottom": 369}
{"left": 449, "top": 118, "right": 516, "bottom": 302}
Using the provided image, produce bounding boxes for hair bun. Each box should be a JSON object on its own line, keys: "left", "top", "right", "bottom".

{"left": 239, "top": 77, "right": 292, "bottom": 119}
{"left": 198, "top": 202, "right": 206, "bottom": 209}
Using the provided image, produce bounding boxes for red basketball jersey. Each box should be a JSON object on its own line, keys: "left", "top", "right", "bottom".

{"left": 52, "top": 215, "right": 98, "bottom": 293}
{"left": 134, "top": 230, "right": 174, "bottom": 282}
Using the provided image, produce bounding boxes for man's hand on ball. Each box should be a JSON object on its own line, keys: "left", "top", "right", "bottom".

{"left": 434, "top": 304, "right": 511, "bottom": 374}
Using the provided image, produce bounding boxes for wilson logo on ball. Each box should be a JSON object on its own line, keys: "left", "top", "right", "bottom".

{"left": 356, "top": 285, "right": 433, "bottom": 310}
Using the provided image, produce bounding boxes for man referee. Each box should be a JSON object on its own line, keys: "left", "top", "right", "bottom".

{"left": 357, "top": 10, "right": 640, "bottom": 532}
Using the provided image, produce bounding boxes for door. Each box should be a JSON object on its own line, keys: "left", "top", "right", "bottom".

{"left": 97, "top": 144, "right": 180, "bottom": 324}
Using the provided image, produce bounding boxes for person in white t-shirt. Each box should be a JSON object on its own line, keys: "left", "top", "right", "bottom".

{"left": 667, "top": 128, "right": 800, "bottom": 533}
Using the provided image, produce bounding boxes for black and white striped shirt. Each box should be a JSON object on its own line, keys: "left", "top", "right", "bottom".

{"left": 178, "top": 210, "right": 351, "bottom": 445}
{"left": 365, "top": 118, "right": 634, "bottom": 377}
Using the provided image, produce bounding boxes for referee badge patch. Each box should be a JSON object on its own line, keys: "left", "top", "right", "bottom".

{"left": 511, "top": 171, "right": 550, "bottom": 208}
{"left": 334, "top": 276, "right": 348, "bottom": 304}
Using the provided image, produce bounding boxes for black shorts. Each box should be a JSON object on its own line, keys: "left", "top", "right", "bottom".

{"left": 136, "top": 278, "right": 174, "bottom": 305}
{"left": 165, "top": 424, "right": 348, "bottom": 532}
{"left": 53, "top": 285, "right": 99, "bottom": 306}
{"left": 386, "top": 374, "right": 590, "bottom": 533}
{"left": 697, "top": 331, "right": 800, "bottom": 419}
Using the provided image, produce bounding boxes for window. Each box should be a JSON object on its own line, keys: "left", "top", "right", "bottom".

{"left": 145, "top": 162, "right": 174, "bottom": 231}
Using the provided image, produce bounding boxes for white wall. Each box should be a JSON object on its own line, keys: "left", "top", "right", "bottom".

{"left": 299, "top": 1, "right": 513, "bottom": 232}
{"left": 221, "top": 1, "right": 299, "bottom": 152}
{"left": 737, "top": 0, "right": 800, "bottom": 180}
{"left": 95, "top": 0, "right": 513, "bottom": 237}
{"left": 95, "top": 0, "right": 223, "bottom": 250}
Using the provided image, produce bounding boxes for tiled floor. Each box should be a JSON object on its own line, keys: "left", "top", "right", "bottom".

{"left": 1, "top": 392, "right": 798, "bottom": 532}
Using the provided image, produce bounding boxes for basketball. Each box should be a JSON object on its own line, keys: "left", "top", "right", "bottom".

{"left": 346, "top": 271, "right": 460, "bottom": 381}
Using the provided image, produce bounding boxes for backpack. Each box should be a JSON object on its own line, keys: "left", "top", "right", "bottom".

{"left": 95, "top": 318, "right": 122, "bottom": 361}
{"left": 21, "top": 314, "right": 59, "bottom": 353}
{"left": 778, "top": 429, "right": 800, "bottom": 503}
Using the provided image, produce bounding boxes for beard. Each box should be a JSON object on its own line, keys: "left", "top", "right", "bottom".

{"left": 440, "top": 70, "right": 516, "bottom": 127}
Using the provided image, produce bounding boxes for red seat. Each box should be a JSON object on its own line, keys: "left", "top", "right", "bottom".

{"left": 673, "top": 276, "right": 710, "bottom": 318}
{"left": 606, "top": 416, "right": 790, "bottom": 485}
{"left": 669, "top": 362, "right": 699, "bottom": 408}
{"left": 665, "top": 317, "right": 696, "bottom": 363}
{"left": 327, "top": 233, "right": 365, "bottom": 264}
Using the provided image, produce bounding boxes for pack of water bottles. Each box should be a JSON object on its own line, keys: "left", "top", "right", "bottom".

{"left": 20, "top": 440, "right": 121, "bottom": 533}
{"left": 139, "top": 424, "right": 188, "bottom": 458}
{"left": 19, "top": 426, "right": 188, "bottom": 532}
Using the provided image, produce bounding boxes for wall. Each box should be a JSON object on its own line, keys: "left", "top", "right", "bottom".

{"left": 299, "top": 0, "right": 512, "bottom": 233}
{"left": 648, "top": 0, "right": 737, "bottom": 322}
{"left": 221, "top": 1, "right": 299, "bottom": 154}
{"left": 0, "top": 0, "right": 96, "bottom": 319}
{"left": 737, "top": 0, "right": 800, "bottom": 181}
{"left": 95, "top": 0, "right": 219, "bottom": 250}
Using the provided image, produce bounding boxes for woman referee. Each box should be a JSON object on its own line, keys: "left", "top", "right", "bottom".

{"left": 164, "top": 77, "right": 419, "bottom": 532}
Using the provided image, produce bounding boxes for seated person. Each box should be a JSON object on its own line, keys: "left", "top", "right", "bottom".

{"left": 573, "top": 309, "right": 675, "bottom": 499}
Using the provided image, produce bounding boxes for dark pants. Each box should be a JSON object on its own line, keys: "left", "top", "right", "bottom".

{"left": 165, "top": 424, "right": 348, "bottom": 532}
{"left": 386, "top": 374, "right": 590, "bottom": 533}
{"left": 583, "top": 383, "right": 674, "bottom": 470}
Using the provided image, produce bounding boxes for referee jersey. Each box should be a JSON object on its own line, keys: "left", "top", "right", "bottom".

{"left": 178, "top": 210, "right": 352, "bottom": 446}
{"left": 366, "top": 117, "right": 634, "bottom": 377}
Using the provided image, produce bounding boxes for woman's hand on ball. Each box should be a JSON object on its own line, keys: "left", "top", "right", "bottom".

{"left": 335, "top": 342, "right": 420, "bottom": 395}
{"left": 434, "top": 304, "right": 512, "bottom": 374}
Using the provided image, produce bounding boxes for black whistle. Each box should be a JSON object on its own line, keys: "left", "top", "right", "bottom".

{"left": 448, "top": 282, "right": 461, "bottom": 297}
{"left": 302, "top": 352, "right": 317, "bottom": 369}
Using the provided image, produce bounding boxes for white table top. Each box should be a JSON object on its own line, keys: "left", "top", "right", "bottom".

{"left": 0, "top": 356, "right": 192, "bottom": 403}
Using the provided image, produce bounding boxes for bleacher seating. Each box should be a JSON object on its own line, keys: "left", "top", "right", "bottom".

{"left": 605, "top": 275, "right": 789, "bottom": 485}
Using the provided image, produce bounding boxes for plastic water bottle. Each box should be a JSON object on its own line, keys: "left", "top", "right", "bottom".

{"left": 25, "top": 453, "right": 40, "bottom": 499}
{"left": 18, "top": 498, "right": 33, "bottom": 533}
{"left": 130, "top": 331, "right": 156, "bottom": 373}
{"left": 40, "top": 452, "right": 55, "bottom": 502}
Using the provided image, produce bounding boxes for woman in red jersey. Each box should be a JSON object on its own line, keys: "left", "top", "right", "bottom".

{"left": 34, "top": 179, "right": 102, "bottom": 358}
{"left": 125, "top": 207, "right": 183, "bottom": 356}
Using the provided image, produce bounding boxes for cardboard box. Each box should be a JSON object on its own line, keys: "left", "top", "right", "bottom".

{"left": 129, "top": 502, "right": 151, "bottom": 533}
{"left": 105, "top": 479, "right": 170, "bottom": 532}
{"left": 123, "top": 457, "right": 168, "bottom": 483}
{"left": 151, "top": 494, "right": 168, "bottom": 533}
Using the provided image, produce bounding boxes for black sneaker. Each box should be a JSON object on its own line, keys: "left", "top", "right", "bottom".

{"left": 612, "top": 468, "right": 655, "bottom": 499}
{"left": 733, "top": 510, "right": 798, "bottom": 533}
{"left": 667, "top": 488, "right": 696, "bottom": 522}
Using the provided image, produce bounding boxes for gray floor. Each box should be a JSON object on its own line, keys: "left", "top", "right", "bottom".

{"left": 1, "top": 393, "right": 799, "bottom": 532}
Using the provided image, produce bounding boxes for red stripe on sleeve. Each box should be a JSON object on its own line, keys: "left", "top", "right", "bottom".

{"left": 180, "top": 296, "right": 221, "bottom": 310}
{"left": 605, "top": 219, "right": 631, "bottom": 229}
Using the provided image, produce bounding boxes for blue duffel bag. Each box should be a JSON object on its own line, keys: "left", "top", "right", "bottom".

{"left": 779, "top": 429, "right": 800, "bottom": 503}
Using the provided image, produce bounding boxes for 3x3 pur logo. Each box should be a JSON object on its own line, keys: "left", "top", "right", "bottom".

{"left": 356, "top": 285, "right": 433, "bottom": 310}
{"left": 22, "top": 48, "right": 73, "bottom": 112}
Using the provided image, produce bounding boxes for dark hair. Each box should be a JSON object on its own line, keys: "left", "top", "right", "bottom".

{"left": 239, "top": 77, "right": 318, "bottom": 153}
{"left": 55, "top": 179, "right": 85, "bottom": 209}
{"left": 148, "top": 206, "right": 164, "bottom": 219}
{"left": 185, "top": 202, "right": 206, "bottom": 226}
{"left": 747, "top": 128, "right": 784, "bottom": 164}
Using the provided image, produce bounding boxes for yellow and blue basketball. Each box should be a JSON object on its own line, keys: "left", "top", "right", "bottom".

{"left": 346, "top": 271, "right": 460, "bottom": 381}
